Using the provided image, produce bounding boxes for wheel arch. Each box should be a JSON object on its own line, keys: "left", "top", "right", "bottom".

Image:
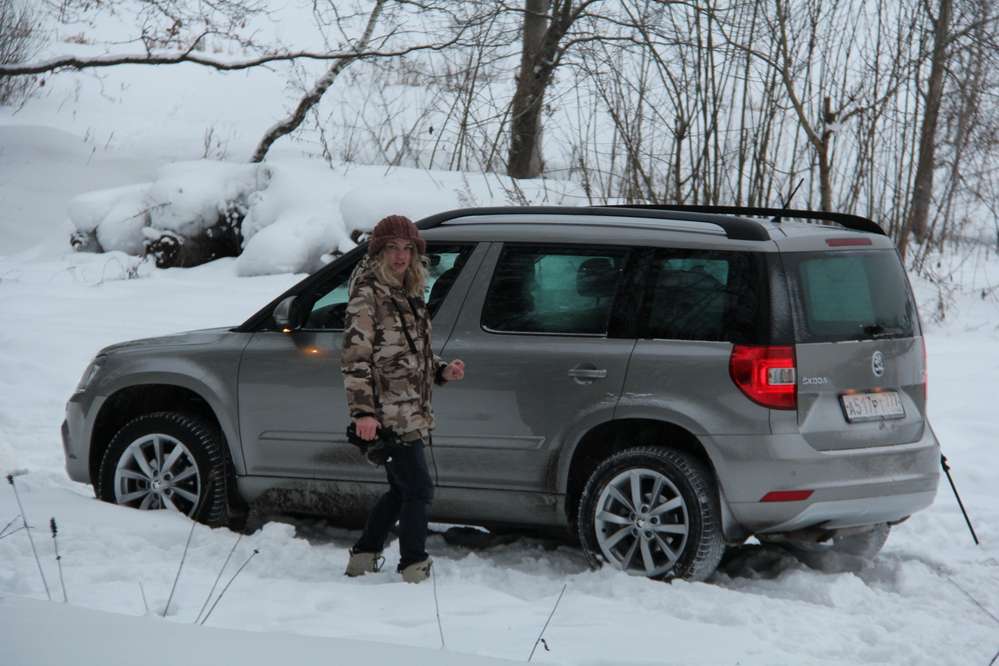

{"left": 89, "top": 380, "right": 238, "bottom": 486}
{"left": 560, "top": 418, "right": 721, "bottom": 529}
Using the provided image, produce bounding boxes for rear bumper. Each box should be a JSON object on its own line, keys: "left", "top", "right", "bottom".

{"left": 709, "top": 426, "right": 940, "bottom": 536}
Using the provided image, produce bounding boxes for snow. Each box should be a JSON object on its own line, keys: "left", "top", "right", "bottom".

{"left": 61, "top": 157, "right": 584, "bottom": 276}
{"left": 2, "top": 4, "right": 999, "bottom": 664}
{"left": 1, "top": 172, "right": 998, "bottom": 666}
{"left": 146, "top": 160, "right": 267, "bottom": 238}
{"left": 2, "top": 596, "right": 515, "bottom": 666}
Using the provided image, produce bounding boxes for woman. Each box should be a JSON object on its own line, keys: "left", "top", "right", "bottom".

{"left": 341, "top": 214, "right": 465, "bottom": 583}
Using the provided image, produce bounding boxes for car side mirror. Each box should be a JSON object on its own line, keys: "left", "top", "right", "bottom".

{"left": 273, "top": 295, "right": 301, "bottom": 332}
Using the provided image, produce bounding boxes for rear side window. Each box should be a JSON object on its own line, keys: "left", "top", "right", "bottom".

{"left": 483, "top": 245, "right": 627, "bottom": 335}
{"left": 639, "top": 249, "right": 768, "bottom": 343}
{"left": 784, "top": 250, "right": 918, "bottom": 343}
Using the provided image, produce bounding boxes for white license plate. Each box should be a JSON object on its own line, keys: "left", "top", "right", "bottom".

{"left": 840, "top": 391, "right": 905, "bottom": 422}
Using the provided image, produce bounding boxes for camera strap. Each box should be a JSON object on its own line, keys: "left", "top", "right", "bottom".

{"left": 390, "top": 297, "right": 419, "bottom": 355}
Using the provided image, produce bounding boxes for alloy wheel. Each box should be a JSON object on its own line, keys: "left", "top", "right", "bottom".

{"left": 113, "top": 433, "right": 202, "bottom": 515}
{"left": 594, "top": 468, "right": 689, "bottom": 577}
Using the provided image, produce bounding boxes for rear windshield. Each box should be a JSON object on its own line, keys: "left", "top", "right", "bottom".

{"left": 783, "top": 250, "right": 918, "bottom": 343}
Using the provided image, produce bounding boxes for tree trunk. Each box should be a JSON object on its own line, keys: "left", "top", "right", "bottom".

{"left": 905, "top": 0, "right": 952, "bottom": 252}
{"left": 507, "top": 0, "right": 553, "bottom": 179}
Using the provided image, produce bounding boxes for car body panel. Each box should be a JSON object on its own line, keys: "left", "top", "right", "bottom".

{"left": 433, "top": 242, "right": 634, "bottom": 493}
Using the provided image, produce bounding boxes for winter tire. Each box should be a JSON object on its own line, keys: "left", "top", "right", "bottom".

{"left": 577, "top": 447, "right": 724, "bottom": 581}
{"left": 97, "top": 411, "right": 230, "bottom": 526}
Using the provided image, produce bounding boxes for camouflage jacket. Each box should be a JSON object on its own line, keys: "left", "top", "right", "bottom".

{"left": 341, "top": 256, "right": 447, "bottom": 435}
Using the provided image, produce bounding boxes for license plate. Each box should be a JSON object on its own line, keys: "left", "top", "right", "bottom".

{"left": 840, "top": 391, "right": 905, "bottom": 422}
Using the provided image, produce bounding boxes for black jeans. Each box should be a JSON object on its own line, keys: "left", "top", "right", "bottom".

{"left": 353, "top": 439, "right": 434, "bottom": 568}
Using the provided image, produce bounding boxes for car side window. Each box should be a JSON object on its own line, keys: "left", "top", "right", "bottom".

{"left": 641, "top": 248, "right": 766, "bottom": 343}
{"left": 304, "top": 257, "right": 362, "bottom": 331}
{"left": 425, "top": 244, "right": 476, "bottom": 318}
{"left": 303, "top": 244, "right": 474, "bottom": 330}
{"left": 482, "top": 245, "right": 626, "bottom": 335}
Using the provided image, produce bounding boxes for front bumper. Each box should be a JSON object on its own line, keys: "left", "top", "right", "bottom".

{"left": 63, "top": 392, "right": 98, "bottom": 484}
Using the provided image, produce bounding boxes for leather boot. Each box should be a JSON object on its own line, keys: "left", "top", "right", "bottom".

{"left": 345, "top": 549, "right": 384, "bottom": 577}
{"left": 400, "top": 557, "right": 432, "bottom": 583}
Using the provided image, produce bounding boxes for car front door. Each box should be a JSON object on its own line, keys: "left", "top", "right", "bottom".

{"left": 432, "top": 242, "right": 636, "bottom": 496}
{"left": 236, "top": 242, "right": 484, "bottom": 482}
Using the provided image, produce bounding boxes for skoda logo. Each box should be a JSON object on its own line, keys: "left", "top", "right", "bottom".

{"left": 871, "top": 351, "right": 885, "bottom": 377}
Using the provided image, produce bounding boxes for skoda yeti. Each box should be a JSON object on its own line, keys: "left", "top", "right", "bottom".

{"left": 62, "top": 206, "right": 940, "bottom": 580}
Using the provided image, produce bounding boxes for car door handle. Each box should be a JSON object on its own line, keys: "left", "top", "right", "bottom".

{"left": 568, "top": 368, "right": 607, "bottom": 380}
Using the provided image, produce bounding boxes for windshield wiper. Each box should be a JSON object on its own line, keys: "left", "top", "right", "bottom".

{"left": 861, "top": 322, "right": 907, "bottom": 339}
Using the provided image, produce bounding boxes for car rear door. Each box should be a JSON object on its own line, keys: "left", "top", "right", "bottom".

{"left": 431, "top": 242, "right": 636, "bottom": 494}
{"left": 782, "top": 247, "right": 926, "bottom": 451}
{"left": 618, "top": 246, "right": 775, "bottom": 435}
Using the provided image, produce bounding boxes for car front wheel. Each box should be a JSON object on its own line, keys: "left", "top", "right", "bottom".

{"left": 97, "top": 412, "right": 229, "bottom": 526}
{"left": 577, "top": 447, "right": 724, "bottom": 581}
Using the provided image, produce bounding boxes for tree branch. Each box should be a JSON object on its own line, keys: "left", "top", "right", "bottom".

{"left": 0, "top": 38, "right": 470, "bottom": 76}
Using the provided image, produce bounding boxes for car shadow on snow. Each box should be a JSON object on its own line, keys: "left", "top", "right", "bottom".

{"left": 250, "top": 512, "right": 931, "bottom": 588}
{"left": 254, "top": 512, "right": 593, "bottom": 576}
{"left": 712, "top": 540, "right": 957, "bottom": 598}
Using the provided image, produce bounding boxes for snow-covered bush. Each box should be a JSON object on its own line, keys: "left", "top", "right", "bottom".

{"left": 69, "top": 159, "right": 585, "bottom": 276}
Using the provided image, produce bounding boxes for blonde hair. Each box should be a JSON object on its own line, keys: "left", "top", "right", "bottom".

{"left": 373, "top": 248, "right": 428, "bottom": 299}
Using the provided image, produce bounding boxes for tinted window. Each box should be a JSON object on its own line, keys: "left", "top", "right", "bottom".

{"left": 304, "top": 244, "right": 474, "bottom": 330}
{"left": 641, "top": 249, "right": 767, "bottom": 343}
{"left": 483, "top": 245, "right": 627, "bottom": 335}
{"left": 425, "top": 244, "right": 475, "bottom": 317}
{"left": 784, "top": 250, "right": 917, "bottom": 343}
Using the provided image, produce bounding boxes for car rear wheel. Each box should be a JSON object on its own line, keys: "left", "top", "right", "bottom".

{"left": 577, "top": 447, "right": 724, "bottom": 581}
{"left": 97, "top": 412, "right": 229, "bottom": 526}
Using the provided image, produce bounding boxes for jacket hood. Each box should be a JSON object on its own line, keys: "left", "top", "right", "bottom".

{"left": 347, "top": 255, "right": 376, "bottom": 296}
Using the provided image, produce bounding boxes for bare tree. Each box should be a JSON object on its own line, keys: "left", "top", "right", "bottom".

{"left": 903, "top": 0, "right": 952, "bottom": 255}
{"left": 0, "top": 0, "right": 44, "bottom": 105}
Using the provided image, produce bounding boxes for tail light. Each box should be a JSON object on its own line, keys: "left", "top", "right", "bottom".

{"left": 729, "top": 345, "right": 797, "bottom": 410}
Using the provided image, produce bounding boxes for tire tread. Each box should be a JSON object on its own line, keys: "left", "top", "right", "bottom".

{"left": 577, "top": 446, "right": 725, "bottom": 581}
{"left": 96, "top": 411, "right": 230, "bottom": 526}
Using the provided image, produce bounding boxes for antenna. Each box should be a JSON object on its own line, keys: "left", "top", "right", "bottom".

{"left": 773, "top": 179, "right": 805, "bottom": 224}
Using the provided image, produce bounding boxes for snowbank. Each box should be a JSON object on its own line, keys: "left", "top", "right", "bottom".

{"left": 65, "top": 158, "right": 587, "bottom": 276}
{"left": 1, "top": 596, "right": 515, "bottom": 666}
{"left": 68, "top": 183, "right": 150, "bottom": 255}
{"left": 146, "top": 160, "right": 269, "bottom": 240}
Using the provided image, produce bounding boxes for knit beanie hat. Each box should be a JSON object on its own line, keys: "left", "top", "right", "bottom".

{"left": 367, "top": 215, "right": 426, "bottom": 257}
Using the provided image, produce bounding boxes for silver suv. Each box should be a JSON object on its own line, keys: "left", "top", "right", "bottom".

{"left": 62, "top": 206, "right": 940, "bottom": 580}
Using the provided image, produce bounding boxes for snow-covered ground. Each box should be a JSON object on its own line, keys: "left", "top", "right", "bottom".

{"left": 1, "top": 177, "right": 999, "bottom": 666}
{"left": 3, "top": 4, "right": 999, "bottom": 662}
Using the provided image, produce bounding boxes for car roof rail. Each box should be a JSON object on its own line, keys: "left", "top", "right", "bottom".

{"left": 603, "top": 204, "right": 886, "bottom": 236}
{"left": 416, "top": 206, "right": 771, "bottom": 241}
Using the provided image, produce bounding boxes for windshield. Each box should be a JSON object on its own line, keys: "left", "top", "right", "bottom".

{"left": 783, "top": 249, "right": 919, "bottom": 343}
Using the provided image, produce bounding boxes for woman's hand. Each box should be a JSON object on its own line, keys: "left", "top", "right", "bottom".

{"left": 353, "top": 416, "right": 380, "bottom": 441}
{"left": 443, "top": 359, "right": 465, "bottom": 382}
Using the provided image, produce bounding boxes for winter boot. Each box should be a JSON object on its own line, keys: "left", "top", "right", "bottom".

{"left": 400, "top": 557, "right": 432, "bottom": 583}
{"left": 345, "top": 549, "right": 384, "bottom": 577}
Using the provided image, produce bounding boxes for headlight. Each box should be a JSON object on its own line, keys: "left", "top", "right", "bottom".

{"left": 75, "top": 356, "right": 105, "bottom": 393}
